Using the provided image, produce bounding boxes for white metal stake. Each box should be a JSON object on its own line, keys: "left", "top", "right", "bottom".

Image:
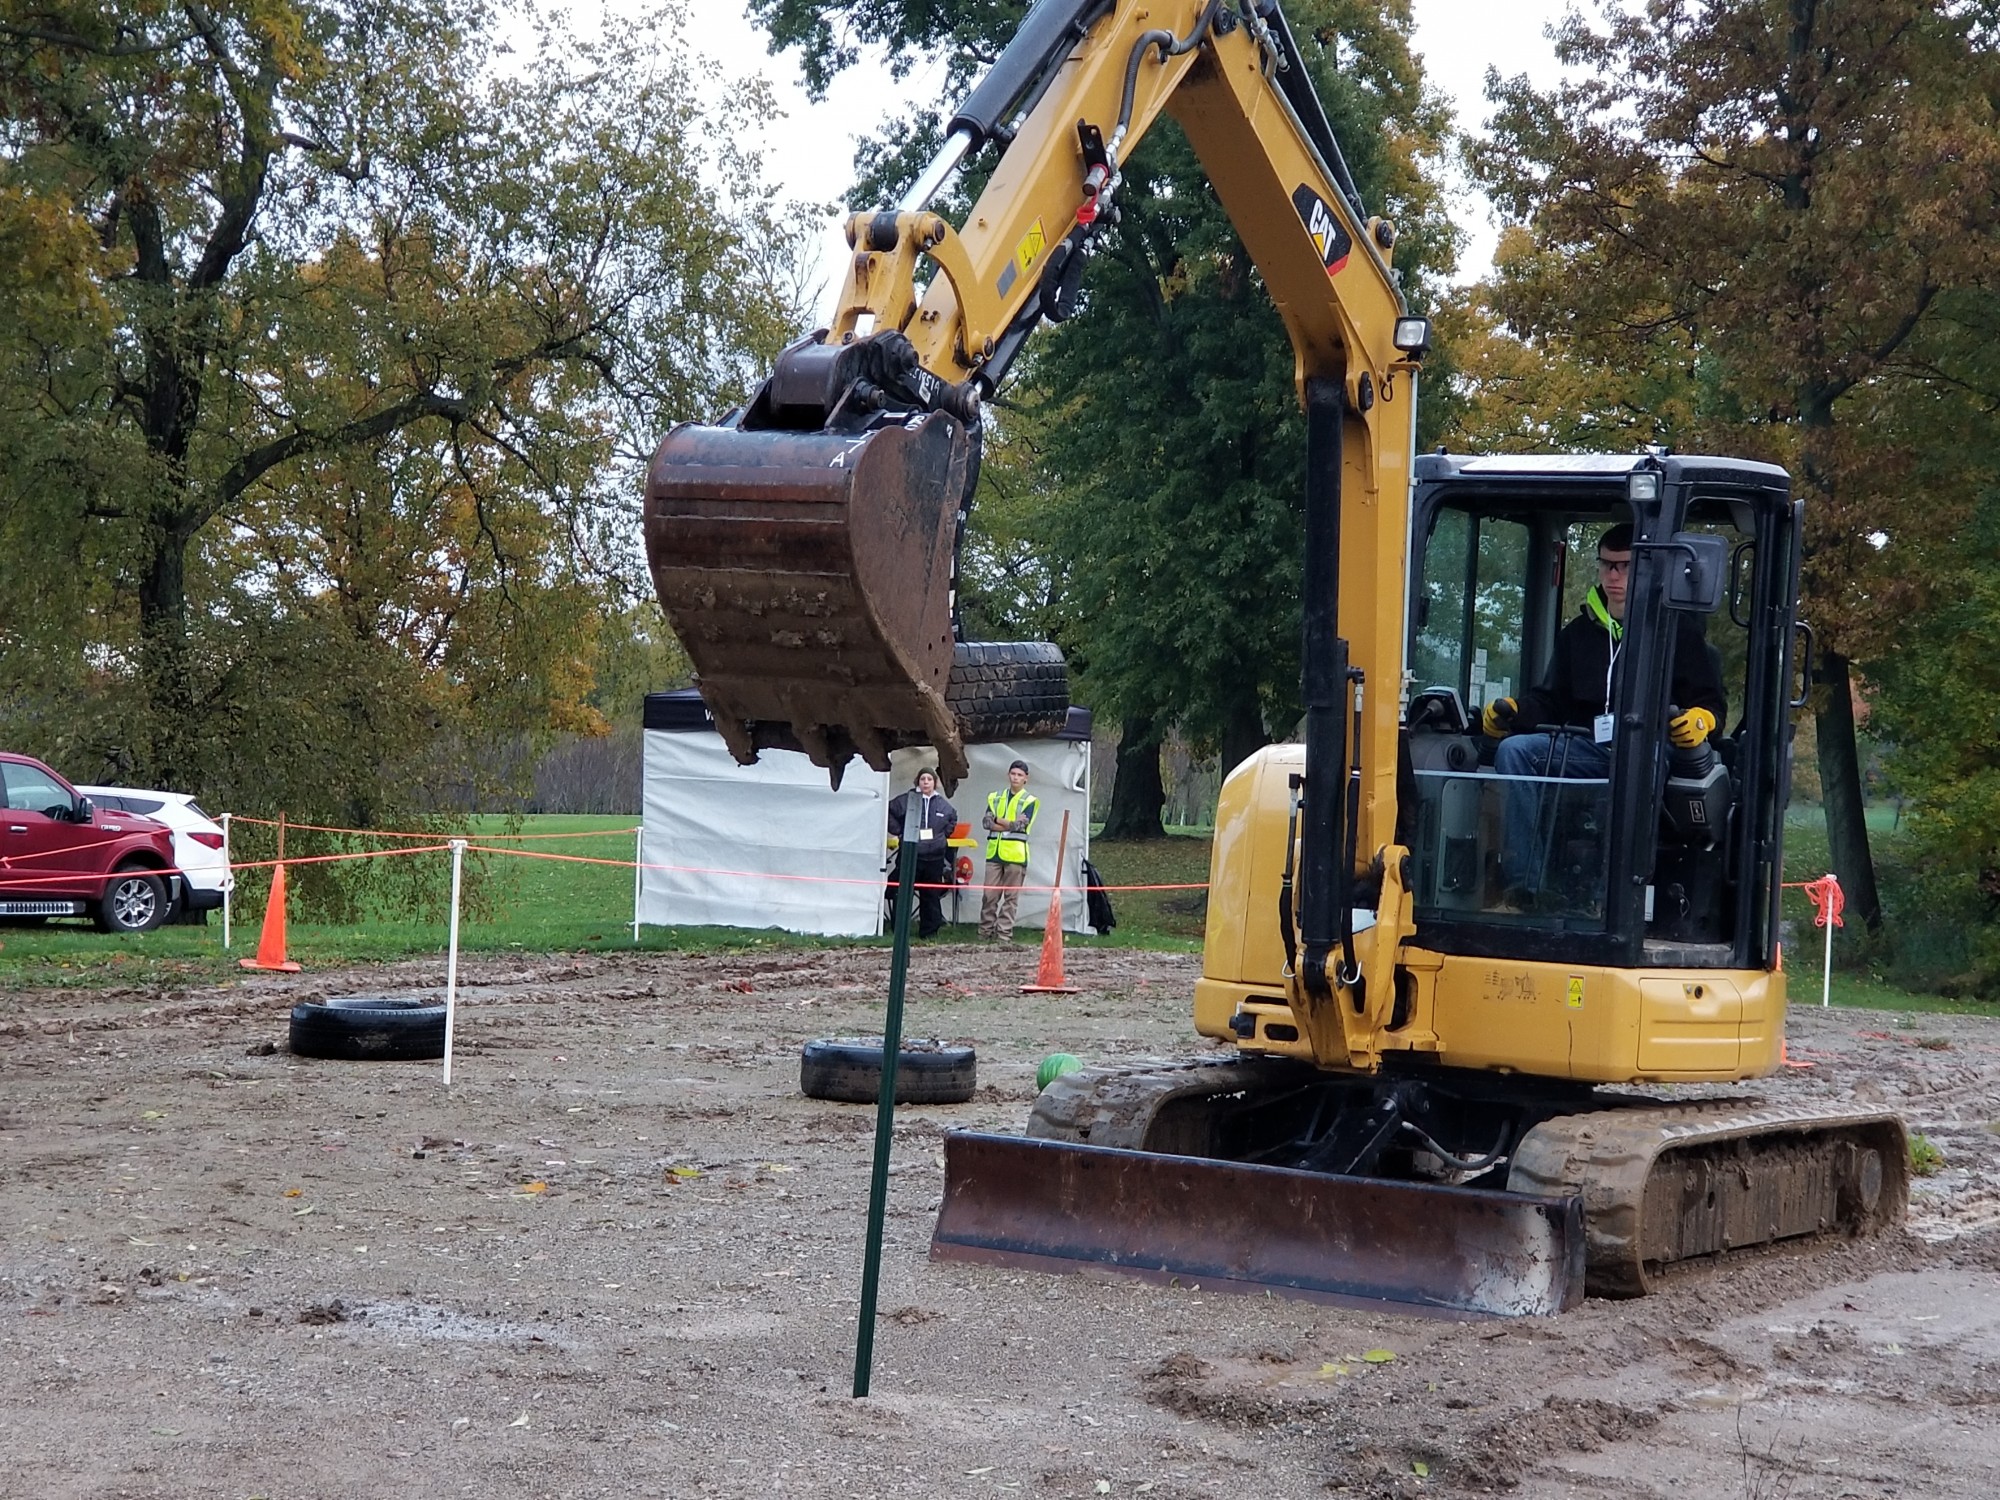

{"left": 632, "top": 824, "right": 643, "bottom": 943}
{"left": 219, "top": 812, "right": 233, "bottom": 951}
{"left": 1822, "top": 906, "right": 1835, "bottom": 1008}
{"left": 443, "top": 837, "right": 466, "bottom": 1086}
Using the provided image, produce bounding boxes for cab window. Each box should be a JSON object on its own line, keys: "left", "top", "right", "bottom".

{"left": 1410, "top": 511, "right": 1530, "bottom": 715}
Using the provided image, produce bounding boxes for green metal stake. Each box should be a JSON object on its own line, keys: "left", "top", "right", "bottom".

{"left": 854, "top": 806, "right": 920, "bottom": 1398}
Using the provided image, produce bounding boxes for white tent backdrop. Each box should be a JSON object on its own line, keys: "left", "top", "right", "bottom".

{"left": 641, "top": 731, "right": 889, "bottom": 937}
{"left": 640, "top": 711, "right": 1091, "bottom": 939}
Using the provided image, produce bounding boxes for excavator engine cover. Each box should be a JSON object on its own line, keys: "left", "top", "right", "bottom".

{"left": 644, "top": 411, "right": 972, "bottom": 780}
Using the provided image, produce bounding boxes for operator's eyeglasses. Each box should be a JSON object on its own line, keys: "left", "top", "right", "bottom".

{"left": 1597, "top": 556, "right": 1632, "bottom": 575}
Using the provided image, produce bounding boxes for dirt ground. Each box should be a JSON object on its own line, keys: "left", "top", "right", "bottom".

{"left": 3, "top": 943, "right": 1999, "bottom": 1500}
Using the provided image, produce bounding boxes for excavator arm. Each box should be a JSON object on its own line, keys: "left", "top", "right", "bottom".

{"left": 646, "top": 6, "right": 1425, "bottom": 923}
{"left": 646, "top": 0, "right": 1427, "bottom": 1071}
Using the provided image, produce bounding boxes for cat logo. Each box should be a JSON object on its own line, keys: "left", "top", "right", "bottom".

{"left": 1291, "top": 184, "right": 1352, "bottom": 277}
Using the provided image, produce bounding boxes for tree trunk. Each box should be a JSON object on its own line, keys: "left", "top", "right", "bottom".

{"left": 136, "top": 517, "right": 195, "bottom": 789}
{"left": 1219, "top": 697, "right": 1268, "bottom": 784}
{"left": 1813, "top": 647, "right": 1882, "bottom": 932}
{"left": 1101, "top": 717, "right": 1166, "bottom": 840}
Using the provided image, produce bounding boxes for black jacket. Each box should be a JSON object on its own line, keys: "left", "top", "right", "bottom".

{"left": 887, "top": 789, "right": 957, "bottom": 865}
{"left": 1514, "top": 598, "right": 1726, "bottom": 734}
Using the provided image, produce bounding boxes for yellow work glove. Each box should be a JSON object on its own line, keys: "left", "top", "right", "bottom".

{"left": 1669, "top": 706, "right": 1716, "bottom": 748}
{"left": 1480, "top": 696, "right": 1518, "bottom": 738}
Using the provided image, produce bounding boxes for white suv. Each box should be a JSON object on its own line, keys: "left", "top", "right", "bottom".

{"left": 76, "top": 786, "right": 230, "bottom": 921}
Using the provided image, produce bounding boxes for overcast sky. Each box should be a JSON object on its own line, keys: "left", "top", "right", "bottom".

{"left": 675, "top": 1, "right": 1575, "bottom": 313}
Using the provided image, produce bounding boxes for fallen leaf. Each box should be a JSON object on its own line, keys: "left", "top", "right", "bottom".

{"left": 508, "top": 1412, "right": 531, "bottom": 1429}
{"left": 282, "top": 1188, "right": 303, "bottom": 1198}
{"left": 1363, "top": 1348, "right": 1397, "bottom": 1364}
{"left": 1318, "top": 1362, "right": 1349, "bottom": 1378}
{"left": 668, "top": 1165, "right": 702, "bottom": 1180}
{"left": 1095, "top": 1483, "right": 1110, "bottom": 1495}
{"left": 520, "top": 1181, "right": 548, "bottom": 1194}
{"left": 142, "top": 1111, "right": 165, "bottom": 1121}
{"left": 1413, "top": 1460, "right": 1430, "bottom": 1477}
{"left": 966, "top": 1468, "right": 994, "bottom": 1477}
{"left": 293, "top": 1205, "right": 316, "bottom": 1217}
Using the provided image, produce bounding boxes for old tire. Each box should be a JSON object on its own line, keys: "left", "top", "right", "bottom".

{"left": 800, "top": 1037, "right": 977, "bottom": 1105}
{"left": 289, "top": 996, "right": 448, "bottom": 1062}
{"left": 95, "top": 869, "right": 168, "bottom": 934}
{"left": 947, "top": 642, "right": 1069, "bottom": 742}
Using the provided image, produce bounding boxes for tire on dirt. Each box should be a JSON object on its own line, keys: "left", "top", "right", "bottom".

{"left": 289, "top": 996, "right": 448, "bottom": 1062}
{"left": 96, "top": 868, "right": 169, "bottom": 934}
{"left": 946, "top": 642, "right": 1069, "bottom": 742}
{"left": 799, "top": 1036, "right": 977, "bottom": 1105}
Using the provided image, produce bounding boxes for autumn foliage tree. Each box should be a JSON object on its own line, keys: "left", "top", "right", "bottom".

{"left": 0, "top": 0, "right": 806, "bottom": 891}
{"left": 1467, "top": 0, "right": 2000, "bottom": 929}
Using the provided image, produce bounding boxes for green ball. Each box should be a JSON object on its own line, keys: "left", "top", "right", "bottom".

{"left": 1036, "top": 1053, "right": 1083, "bottom": 1091}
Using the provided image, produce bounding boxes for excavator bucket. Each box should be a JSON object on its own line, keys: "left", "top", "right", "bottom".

{"left": 643, "top": 409, "right": 973, "bottom": 780}
{"left": 932, "top": 1132, "right": 1586, "bottom": 1318}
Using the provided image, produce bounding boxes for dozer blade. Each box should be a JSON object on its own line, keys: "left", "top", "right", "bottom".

{"left": 643, "top": 411, "right": 972, "bottom": 779}
{"left": 932, "top": 1132, "right": 1586, "bottom": 1318}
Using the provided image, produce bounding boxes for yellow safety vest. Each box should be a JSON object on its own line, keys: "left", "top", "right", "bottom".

{"left": 984, "top": 789, "right": 1037, "bottom": 864}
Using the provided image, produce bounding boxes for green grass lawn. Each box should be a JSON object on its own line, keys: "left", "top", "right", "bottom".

{"left": 0, "top": 815, "right": 799, "bottom": 987}
{"left": 1075, "top": 832, "right": 1214, "bottom": 951}
{"left": 0, "top": 806, "right": 1976, "bottom": 1018}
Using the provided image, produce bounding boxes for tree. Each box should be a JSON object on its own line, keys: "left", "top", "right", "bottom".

{"left": 1846, "top": 287, "right": 2000, "bottom": 988}
{"left": 1468, "top": 0, "right": 2000, "bottom": 930}
{"left": 0, "top": 0, "right": 808, "bottom": 864}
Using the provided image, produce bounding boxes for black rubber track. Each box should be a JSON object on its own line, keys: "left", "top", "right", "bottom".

{"left": 799, "top": 1036, "right": 978, "bottom": 1105}
{"left": 289, "top": 996, "right": 448, "bottom": 1062}
{"left": 946, "top": 641, "right": 1069, "bottom": 742}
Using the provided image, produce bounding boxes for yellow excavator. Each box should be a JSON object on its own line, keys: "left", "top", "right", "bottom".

{"left": 644, "top": 0, "right": 1907, "bottom": 1316}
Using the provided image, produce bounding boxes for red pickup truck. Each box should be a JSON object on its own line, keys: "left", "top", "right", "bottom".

{"left": 0, "top": 752, "right": 181, "bottom": 932}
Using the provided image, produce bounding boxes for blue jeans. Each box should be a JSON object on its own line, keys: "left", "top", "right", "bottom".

{"left": 1494, "top": 731, "right": 1612, "bottom": 892}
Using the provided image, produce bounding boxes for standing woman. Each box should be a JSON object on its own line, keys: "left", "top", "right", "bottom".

{"left": 887, "top": 769, "right": 957, "bottom": 938}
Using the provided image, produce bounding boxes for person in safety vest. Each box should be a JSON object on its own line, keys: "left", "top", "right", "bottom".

{"left": 1480, "top": 523, "right": 1725, "bottom": 909}
{"left": 978, "top": 759, "right": 1039, "bottom": 941}
{"left": 887, "top": 768, "right": 957, "bottom": 938}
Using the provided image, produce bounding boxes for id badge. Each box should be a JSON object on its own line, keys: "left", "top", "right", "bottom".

{"left": 1593, "top": 713, "right": 1615, "bottom": 745}
{"left": 917, "top": 827, "right": 933, "bottom": 840}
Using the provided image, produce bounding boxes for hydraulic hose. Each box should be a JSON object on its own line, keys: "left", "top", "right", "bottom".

{"left": 1113, "top": 0, "right": 1228, "bottom": 142}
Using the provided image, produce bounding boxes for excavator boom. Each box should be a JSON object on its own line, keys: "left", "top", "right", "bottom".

{"left": 644, "top": 0, "right": 1418, "bottom": 792}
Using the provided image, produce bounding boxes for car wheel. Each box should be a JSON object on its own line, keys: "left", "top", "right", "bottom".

{"left": 799, "top": 1036, "right": 977, "bottom": 1105}
{"left": 96, "top": 870, "right": 168, "bottom": 933}
{"left": 288, "top": 997, "right": 448, "bottom": 1062}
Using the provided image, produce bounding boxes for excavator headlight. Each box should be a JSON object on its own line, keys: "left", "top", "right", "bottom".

{"left": 1628, "top": 470, "right": 1662, "bottom": 503}
{"left": 1392, "top": 316, "right": 1431, "bottom": 356}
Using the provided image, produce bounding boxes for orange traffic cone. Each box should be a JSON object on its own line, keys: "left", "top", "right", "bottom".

{"left": 239, "top": 863, "right": 303, "bottom": 973}
{"left": 1022, "top": 811, "right": 1078, "bottom": 995}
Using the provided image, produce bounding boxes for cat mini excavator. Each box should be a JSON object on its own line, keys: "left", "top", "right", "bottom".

{"left": 643, "top": 0, "right": 1908, "bottom": 1316}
